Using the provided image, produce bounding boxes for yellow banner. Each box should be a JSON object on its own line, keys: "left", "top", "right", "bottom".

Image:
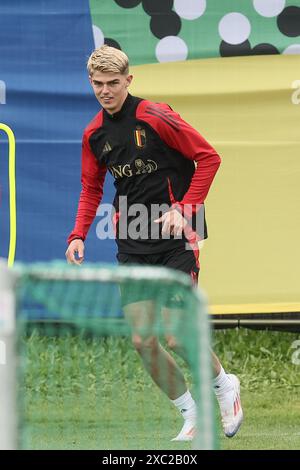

{"left": 131, "top": 55, "right": 300, "bottom": 314}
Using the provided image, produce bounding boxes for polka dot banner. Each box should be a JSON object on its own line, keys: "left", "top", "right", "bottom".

{"left": 115, "top": 0, "right": 141, "bottom": 8}
{"left": 174, "top": 0, "right": 206, "bottom": 21}
{"left": 253, "top": 0, "right": 286, "bottom": 18}
{"left": 142, "top": 0, "right": 173, "bottom": 15}
{"left": 90, "top": 0, "right": 300, "bottom": 64}
{"left": 283, "top": 44, "right": 300, "bottom": 55}
{"left": 252, "top": 43, "right": 279, "bottom": 55}
{"left": 92, "top": 25, "right": 104, "bottom": 48}
{"left": 220, "top": 40, "right": 251, "bottom": 57}
{"left": 150, "top": 11, "right": 181, "bottom": 39}
{"left": 104, "top": 38, "right": 122, "bottom": 50}
{"left": 277, "top": 6, "right": 300, "bottom": 38}
{"left": 156, "top": 36, "right": 188, "bottom": 62}
{"left": 218, "top": 13, "right": 251, "bottom": 46}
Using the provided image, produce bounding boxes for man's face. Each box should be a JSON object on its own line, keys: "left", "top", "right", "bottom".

{"left": 89, "top": 71, "right": 133, "bottom": 114}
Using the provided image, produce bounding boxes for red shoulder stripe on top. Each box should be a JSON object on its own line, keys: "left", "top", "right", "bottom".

{"left": 144, "top": 109, "right": 180, "bottom": 132}
{"left": 145, "top": 105, "right": 181, "bottom": 126}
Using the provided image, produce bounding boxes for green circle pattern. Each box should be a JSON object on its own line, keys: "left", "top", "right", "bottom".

{"left": 89, "top": 0, "right": 300, "bottom": 65}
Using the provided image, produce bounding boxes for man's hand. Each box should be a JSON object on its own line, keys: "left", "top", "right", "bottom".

{"left": 154, "top": 209, "right": 187, "bottom": 237}
{"left": 65, "top": 239, "right": 85, "bottom": 265}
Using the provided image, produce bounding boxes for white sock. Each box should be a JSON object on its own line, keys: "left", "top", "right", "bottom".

{"left": 213, "top": 367, "right": 233, "bottom": 396}
{"left": 171, "top": 390, "right": 197, "bottom": 420}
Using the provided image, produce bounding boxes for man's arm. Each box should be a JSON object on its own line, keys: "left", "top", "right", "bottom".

{"left": 138, "top": 101, "right": 221, "bottom": 234}
{"left": 66, "top": 132, "right": 107, "bottom": 263}
{"left": 66, "top": 238, "right": 85, "bottom": 265}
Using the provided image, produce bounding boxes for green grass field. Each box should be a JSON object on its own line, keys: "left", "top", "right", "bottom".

{"left": 20, "top": 327, "right": 300, "bottom": 450}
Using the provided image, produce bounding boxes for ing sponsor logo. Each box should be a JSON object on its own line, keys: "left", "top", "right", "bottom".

{"left": 108, "top": 159, "right": 158, "bottom": 179}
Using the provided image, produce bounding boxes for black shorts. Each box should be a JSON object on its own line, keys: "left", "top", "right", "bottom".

{"left": 117, "top": 246, "right": 200, "bottom": 307}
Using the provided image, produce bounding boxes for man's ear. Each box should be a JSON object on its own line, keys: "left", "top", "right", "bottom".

{"left": 126, "top": 74, "right": 133, "bottom": 87}
{"left": 88, "top": 75, "right": 93, "bottom": 85}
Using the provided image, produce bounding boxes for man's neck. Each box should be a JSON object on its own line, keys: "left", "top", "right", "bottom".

{"left": 106, "top": 91, "right": 129, "bottom": 115}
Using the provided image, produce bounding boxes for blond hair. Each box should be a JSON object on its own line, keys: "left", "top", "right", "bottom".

{"left": 87, "top": 45, "right": 129, "bottom": 76}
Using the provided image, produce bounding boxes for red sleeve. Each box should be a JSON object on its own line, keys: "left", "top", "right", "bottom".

{"left": 137, "top": 101, "right": 221, "bottom": 217}
{"left": 67, "top": 119, "right": 107, "bottom": 244}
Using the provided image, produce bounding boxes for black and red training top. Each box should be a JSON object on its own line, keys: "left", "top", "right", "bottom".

{"left": 68, "top": 94, "right": 221, "bottom": 254}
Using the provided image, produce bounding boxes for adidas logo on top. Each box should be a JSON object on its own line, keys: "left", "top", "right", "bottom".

{"left": 103, "top": 141, "right": 112, "bottom": 154}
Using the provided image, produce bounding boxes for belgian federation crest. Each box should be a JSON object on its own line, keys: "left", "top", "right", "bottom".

{"left": 134, "top": 126, "right": 146, "bottom": 148}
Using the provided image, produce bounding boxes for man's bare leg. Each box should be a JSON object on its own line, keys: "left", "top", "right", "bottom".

{"left": 123, "top": 300, "right": 187, "bottom": 400}
{"left": 124, "top": 300, "right": 197, "bottom": 441}
{"left": 162, "top": 307, "right": 221, "bottom": 376}
{"left": 162, "top": 307, "right": 243, "bottom": 438}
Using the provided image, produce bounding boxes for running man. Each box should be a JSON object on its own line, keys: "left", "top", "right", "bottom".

{"left": 66, "top": 45, "right": 243, "bottom": 441}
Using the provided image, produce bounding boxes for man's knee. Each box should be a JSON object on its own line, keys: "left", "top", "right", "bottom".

{"left": 132, "top": 334, "right": 159, "bottom": 353}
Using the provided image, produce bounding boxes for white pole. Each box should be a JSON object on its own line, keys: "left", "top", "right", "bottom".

{"left": 192, "top": 290, "right": 216, "bottom": 450}
{"left": 0, "top": 259, "right": 17, "bottom": 449}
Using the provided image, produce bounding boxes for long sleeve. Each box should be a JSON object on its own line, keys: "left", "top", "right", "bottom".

{"left": 67, "top": 132, "right": 107, "bottom": 244}
{"left": 137, "top": 101, "right": 221, "bottom": 217}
